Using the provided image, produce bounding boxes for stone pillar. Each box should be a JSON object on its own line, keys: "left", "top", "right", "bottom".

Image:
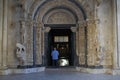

{"left": 0, "top": 0, "right": 8, "bottom": 69}
{"left": 116, "top": 0, "right": 120, "bottom": 68}
{"left": 43, "top": 27, "right": 51, "bottom": 66}
{"left": 77, "top": 21, "right": 87, "bottom": 66}
{"left": 70, "top": 27, "right": 77, "bottom": 65}
{"left": 26, "top": 20, "right": 33, "bottom": 65}
{"left": 33, "top": 22, "right": 37, "bottom": 66}
{"left": 36, "top": 23, "right": 42, "bottom": 65}
{"left": 112, "top": 0, "right": 117, "bottom": 69}
{"left": 0, "top": 0, "right": 3, "bottom": 67}
{"left": 86, "top": 19, "right": 98, "bottom": 66}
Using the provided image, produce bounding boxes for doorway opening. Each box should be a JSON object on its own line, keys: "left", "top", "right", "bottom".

{"left": 46, "top": 28, "right": 75, "bottom": 67}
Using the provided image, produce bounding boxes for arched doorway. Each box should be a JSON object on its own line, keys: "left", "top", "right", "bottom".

{"left": 42, "top": 7, "right": 80, "bottom": 67}
{"left": 28, "top": 0, "right": 89, "bottom": 67}
{"left": 45, "top": 25, "right": 76, "bottom": 66}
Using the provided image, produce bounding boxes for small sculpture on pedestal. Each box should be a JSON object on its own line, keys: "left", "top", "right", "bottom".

{"left": 16, "top": 43, "right": 26, "bottom": 68}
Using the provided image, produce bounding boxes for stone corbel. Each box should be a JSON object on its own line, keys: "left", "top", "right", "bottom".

{"left": 44, "top": 27, "right": 51, "bottom": 32}
{"left": 70, "top": 27, "right": 77, "bottom": 32}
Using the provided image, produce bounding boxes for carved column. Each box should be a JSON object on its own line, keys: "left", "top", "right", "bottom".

{"left": 70, "top": 27, "right": 77, "bottom": 65}
{"left": 26, "top": 20, "right": 33, "bottom": 65}
{"left": 36, "top": 23, "right": 42, "bottom": 65}
{"left": 77, "top": 21, "right": 87, "bottom": 66}
{"left": 86, "top": 19, "right": 99, "bottom": 66}
{"left": 20, "top": 20, "right": 27, "bottom": 45}
{"left": 33, "top": 22, "right": 37, "bottom": 66}
{"left": 43, "top": 27, "right": 51, "bottom": 66}
{"left": 0, "top": 0, "right": 8, "bottom": 69}
{"left": 113, "top": 0, "right": 119, "bottom": 68}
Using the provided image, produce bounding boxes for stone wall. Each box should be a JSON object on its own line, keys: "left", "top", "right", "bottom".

{"left": 96, "top": 0, "right": 113, "bottom": 67}
{"left": 7, "top": 0, "right": 20, "bottom": 67}
{"left": 0, "top": 0, "right": 116, "bottom": 69}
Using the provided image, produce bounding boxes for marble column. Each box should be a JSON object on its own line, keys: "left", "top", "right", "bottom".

{"left": 0, "top": 0, "right": 3, "bottom": 67}
{"left": 116, "top": 0, "right": 120, "bottom": 68}
{"left": 112, "top": 0, "right": 117, "bottom": 69}
{"left": 0, "top": 0, "right": 8, "bottom": 69}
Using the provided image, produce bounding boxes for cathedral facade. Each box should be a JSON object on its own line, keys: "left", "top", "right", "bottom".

{"left": 0, "top": 0, "right": 120, "bottom": 75}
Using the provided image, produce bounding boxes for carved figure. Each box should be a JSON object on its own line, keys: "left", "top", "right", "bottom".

{"left": 16, "top": 43, "right": 26, "bottom": 66}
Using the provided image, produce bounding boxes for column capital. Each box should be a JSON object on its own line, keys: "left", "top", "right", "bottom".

{"left": 44, "top": 27, "right": 51, "bottom": 32}
{"left": 86, "top": 19, "right": 100, "bottom": 25}
{"left": 78, "top": 20, "right": 87, "bottom": 27}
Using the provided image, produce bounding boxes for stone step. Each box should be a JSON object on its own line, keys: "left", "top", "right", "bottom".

{"left": 45, "top": 67, "right": 77, "bottom": 72}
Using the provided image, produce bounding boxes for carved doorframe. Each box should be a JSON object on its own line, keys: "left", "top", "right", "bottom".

{"left": 43, "top": 25, "right": 77, "bottom": 66}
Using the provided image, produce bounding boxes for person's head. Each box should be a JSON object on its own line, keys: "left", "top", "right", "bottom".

{"left": 54, "top": 47, "right": 56, "bottom": 50}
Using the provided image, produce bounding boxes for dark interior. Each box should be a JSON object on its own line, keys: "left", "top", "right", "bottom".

{"left": 46, "top": 28, "right": 74, "bottom": 66}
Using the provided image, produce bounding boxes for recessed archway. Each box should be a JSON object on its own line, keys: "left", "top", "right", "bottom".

{"left": 26, "top": 0, "right": 92, "bottom": 67}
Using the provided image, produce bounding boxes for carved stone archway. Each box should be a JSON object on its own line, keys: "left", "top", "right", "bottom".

{"left": 25, "top": 0, "right": 103, "bottom": 67}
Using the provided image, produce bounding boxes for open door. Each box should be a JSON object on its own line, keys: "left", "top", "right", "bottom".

{"left": 46, "top": 29, "right": 74, "bottom": 66}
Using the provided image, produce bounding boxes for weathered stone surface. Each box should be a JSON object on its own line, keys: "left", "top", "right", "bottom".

{"left": 0, "top": 0, "right": 3, "bottom": 67}
{"left": 0, "top": 0, "right": 119, "bottom": 75}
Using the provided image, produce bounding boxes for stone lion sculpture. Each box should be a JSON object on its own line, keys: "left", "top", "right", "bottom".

{"left": 16, "top": 43, "right": 26, "bottom": 66}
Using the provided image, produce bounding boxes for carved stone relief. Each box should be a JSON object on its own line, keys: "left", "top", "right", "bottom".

{"left": 87, "top": 19, "right": 98, "bottom": 66}
{"left": 46, "top": 11, "right": 76, "bottom": 24}
{"left": 16, "top": 43, "right": 26, "bottom": 66}
{"left": 78, "top": 25, "right": 86, "bottom": 65}
{"left": 26, "top": 21, "right": 33, "bottom": 65}
{"left": 25, "top": 0, "right": 106, "bottom": 67}
{"left": 36, "top": 26, "right": 42, "bottom": 64}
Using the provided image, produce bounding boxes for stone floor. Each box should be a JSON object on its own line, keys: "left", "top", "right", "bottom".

{"left": 0, "top": 68, "right": 120, "bottom": 80}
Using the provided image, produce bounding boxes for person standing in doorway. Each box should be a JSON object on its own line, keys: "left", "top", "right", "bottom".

{"left": 51, "top": 47, "right": 59, "bottom": 67}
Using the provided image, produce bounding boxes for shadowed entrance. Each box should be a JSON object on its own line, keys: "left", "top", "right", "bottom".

{"left": 46, "top": 27, "right": 75, "bottom": 67}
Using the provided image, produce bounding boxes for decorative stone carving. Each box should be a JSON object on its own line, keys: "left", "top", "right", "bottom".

{"left": 86, "top": 19, "right": 98, "bottom": 66}
{"left": 71, "top": 27, "right": 77, "bottom": 32}
{"left": 46, "top": 11, "right": 76, "bottom": 24}
{"left": 34, "top": 0, "right": 84, "bottom": 22}
{"left": 44, "top": 27, "right": 51, "bottom": 32}
{"left": 79, "top": 54, "right": 85, "bottom": 65}
{"left": 36, "top": 24, "right": 42, "bottom": 64}
{"left": 26, "top": 20, "right": 33, "bottom": 65}
{"left": 16, "top": 43, "right": 26, "bottom": 66}
{"left": 20, "top": 20, "right": 26, "bottom": 44}
{"left": 78, "top": 20, "right": 87, "bottom": 27}
{"left": 86, "top": 19, "right": 100, "bottom": 25}
{"left": 96, "top": 46, "right": 105, "bottom": 65}
{"left": 77, "top": 24, "right": 86, "bottom": 65}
